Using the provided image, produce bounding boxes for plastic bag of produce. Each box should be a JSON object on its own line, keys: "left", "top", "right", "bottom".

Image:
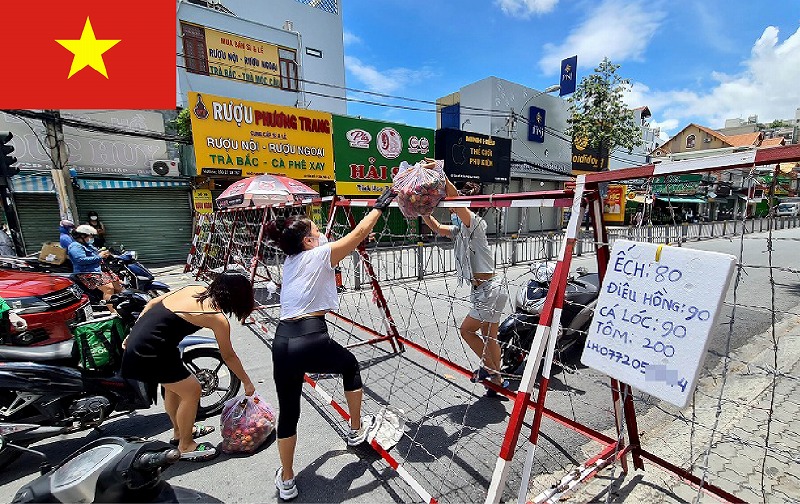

{"left": 219, "top": 393, "right": 276, "bottom": 454}
{"left": 392, "top": 160, "right": 446, "bottom": 218}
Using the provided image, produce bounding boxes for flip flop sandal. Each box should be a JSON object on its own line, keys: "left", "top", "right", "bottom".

{"left": 470, "top": 367, "right": 492, "bottom": 383}
{"left": 179, "top": 442, "right": 218, "bottom": 462}
{"left": 170, "top": 424, "right": 216, "bottom": 446}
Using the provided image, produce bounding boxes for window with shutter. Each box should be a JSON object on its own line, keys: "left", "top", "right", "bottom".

{"left": 181, "top": 23, "right": 209, "bottom": 75}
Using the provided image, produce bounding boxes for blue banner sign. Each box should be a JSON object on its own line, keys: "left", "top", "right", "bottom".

{"left": 528, "top": 106, "right": 546, "bottom": 143}
{"left": 559, "top": 55, "right": 577, "bottom": 96}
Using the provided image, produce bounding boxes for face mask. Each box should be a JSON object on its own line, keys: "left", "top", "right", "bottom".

{"left": 317, "top": 234, "right": 328, "bottom": 246}
{"left": 450, "top": 214, "right": 462, "bottom": 228}
{"left": 86, "top": 238, "right": 95, "bottom": 245}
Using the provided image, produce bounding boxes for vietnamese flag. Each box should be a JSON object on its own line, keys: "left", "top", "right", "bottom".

{"left": 0, "top": 0, "right": 175, "bottom": 109}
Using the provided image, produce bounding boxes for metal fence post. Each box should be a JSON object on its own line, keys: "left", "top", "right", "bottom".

{"left": 352, "top": 250, "right": 361, "bottom": 290}
{"left": 576, "top": 230, "right": 583, "bottom": 256}
{"left": 681, "top": 222, "right": 687, "bottom": 245}
{"left": 546, "top": 233, "right": 554, "bottom": 260}
{"left": 511, "top": 234, "right": 518, "bottom": 265}
{"left": 417, "top": 241, "right": 424, "bottom": 280}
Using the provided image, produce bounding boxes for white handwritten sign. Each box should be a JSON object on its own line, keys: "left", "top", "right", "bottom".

{"left": 581, "top": 240, "right": 736, "bottom": 407}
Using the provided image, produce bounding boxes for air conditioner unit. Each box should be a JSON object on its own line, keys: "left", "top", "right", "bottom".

{"left": 150, "top": 159, "right": 180, "bottom": 177}
{"left": 703, "top": 137, "right": 712, "bottom": 143}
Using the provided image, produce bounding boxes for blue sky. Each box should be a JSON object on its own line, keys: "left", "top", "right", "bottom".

{"left": 341, "top": 0, "right": 800, "bottom": 138}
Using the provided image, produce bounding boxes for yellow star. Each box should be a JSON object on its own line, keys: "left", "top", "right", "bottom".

{"left": 56, "top": 17, "right": 120, "bottom": 79}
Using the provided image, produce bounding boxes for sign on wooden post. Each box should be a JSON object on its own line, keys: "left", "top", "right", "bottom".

{"left": 581, "top": 240, "right": 736, "bottom": 407}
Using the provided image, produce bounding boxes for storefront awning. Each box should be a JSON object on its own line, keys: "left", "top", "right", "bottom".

{"left": 77, "top": 179, "right": 190, "bottom": 190}
{"left": 10, "top": 175, "right": 55, "bottom": 194}
{"left": 656, "top": 196, "right": 706, "bottom": 204}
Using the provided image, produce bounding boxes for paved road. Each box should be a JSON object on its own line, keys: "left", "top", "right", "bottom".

{"left": 1, "top": 228, "right": 797, "bottom": 502}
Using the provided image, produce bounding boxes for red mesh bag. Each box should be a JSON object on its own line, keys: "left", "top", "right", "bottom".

{"left": 392, "top": 160, "right": 446, "bottom": 218}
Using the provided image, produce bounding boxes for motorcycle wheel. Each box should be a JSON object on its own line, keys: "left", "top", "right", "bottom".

{"left": 182, "top": 348, "right": 241, "bottom": 419}
{"left": 500, "top": 329, "right": 535, "bottom": 376}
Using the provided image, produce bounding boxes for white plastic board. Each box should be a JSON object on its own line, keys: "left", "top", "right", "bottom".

{"left": 580, "top": 240, "right": 736, "bottom": 408}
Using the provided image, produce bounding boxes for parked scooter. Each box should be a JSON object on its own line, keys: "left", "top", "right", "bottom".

{"left": 498, "top": 262, "right": 600, "bottom": 375}
{"left": 0, "top": 330, "right": 239, "bottom": 460}
{"left": 104, "top": 249, "right": 170, "bottom": 296}
{"left": 0, "top": 289, "right": 240, "bottom": 468}
{"left": 2, "top": 433, "right": 181, "bottom": 503}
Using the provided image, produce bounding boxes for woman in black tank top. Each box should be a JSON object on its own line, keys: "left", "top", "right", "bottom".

{"left": 121, "top": 271, "right": 256, "bottom": 461}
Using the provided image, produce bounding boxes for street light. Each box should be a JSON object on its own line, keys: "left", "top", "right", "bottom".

{"left": 509, "top": 84, "right": 561, "bottom": 138}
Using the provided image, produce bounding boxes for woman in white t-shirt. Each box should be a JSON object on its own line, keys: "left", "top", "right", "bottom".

{"left": 265, "top": 188, "right": 395, "bottom": 501}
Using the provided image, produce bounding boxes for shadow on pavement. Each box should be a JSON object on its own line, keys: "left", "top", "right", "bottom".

{"left": 0, "top": 412, "right": 173, "bottom": 485}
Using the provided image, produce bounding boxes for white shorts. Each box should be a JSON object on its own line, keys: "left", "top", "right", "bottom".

{"left": 468, "top": 279, "right": 508, "bottom": 323}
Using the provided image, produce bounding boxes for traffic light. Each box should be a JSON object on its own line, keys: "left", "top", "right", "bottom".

{"left": 0, "top": 132, "right": 19, "bottom": 177}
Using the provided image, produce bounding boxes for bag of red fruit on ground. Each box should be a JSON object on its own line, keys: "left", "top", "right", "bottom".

{"left": 392, "top": 159, "right": 446, "bottom": 218}
{"left": 219, "top": 393, "right": 276, "bottom": 454}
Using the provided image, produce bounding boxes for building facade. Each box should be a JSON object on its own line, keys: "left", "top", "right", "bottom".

{"left": 437, "top": 77, "right": 572, "bottom": 232}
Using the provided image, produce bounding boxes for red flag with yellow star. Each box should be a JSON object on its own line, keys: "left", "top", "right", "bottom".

{"left": 1, "top": 0, "right": 175, "bottom": 109}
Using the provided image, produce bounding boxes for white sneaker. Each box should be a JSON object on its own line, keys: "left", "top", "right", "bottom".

{"left": 346, "top": 415, "right": 375, "bottom": 446}
{"left": 275, "top": 466, "right": 298, "bottom": 500}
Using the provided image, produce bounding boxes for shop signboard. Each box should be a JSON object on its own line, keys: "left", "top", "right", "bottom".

{"left": 192, "top": 189, "right": 213, "bottom": 214}
{"left": 572, "top": 136, "right": 608, "bottom": 173}
{"left": 182, "top": 23, "right": 282, "bottom": 88}
{"left": 0, "top": 110, "right": 168, "bottom": 176}
{"left": 434, "top": 128, "right": 511, "bottom": 184}
{"left": 652, "top": 174, "right": 702, "bottom": 195}
{"left": 188, "top": 92, "right": 334, "bottom": 180}
{"left": 332, "top": 116, "right": 433, "bottom": 195}
{"left": 603, "top": 184, "right": 627, "bottom": 223}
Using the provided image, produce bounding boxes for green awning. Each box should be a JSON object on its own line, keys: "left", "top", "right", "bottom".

{"left": 656, "top": 196, "right": 706, "bottom": 204}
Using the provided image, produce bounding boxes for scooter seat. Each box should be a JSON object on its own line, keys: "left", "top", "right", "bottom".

{"left": 0, "top": 338, "right": 75, "bottom": 362}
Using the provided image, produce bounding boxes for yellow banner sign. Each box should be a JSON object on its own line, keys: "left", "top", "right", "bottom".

{"left": 603, "top": 184, "right": 627, "bottom": 223}
{"left": 204, "top": 27, "right": 281, "bottom": 87}
{"left": 188, "top": 92, "right": 334, "bottom": 180}
{"left": 192, "top": 189, "right": 213, "bottom": 214}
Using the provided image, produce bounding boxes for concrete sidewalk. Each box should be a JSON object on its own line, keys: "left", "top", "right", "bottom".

{"left": 526, "top": 304, "right": 800, "bottom": 503}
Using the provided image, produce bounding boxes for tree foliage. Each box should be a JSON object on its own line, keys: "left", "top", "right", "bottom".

{"left": 566, "top": 58, "right": 643, "bottom": 154}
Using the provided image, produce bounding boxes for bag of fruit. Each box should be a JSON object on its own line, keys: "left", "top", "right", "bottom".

{"left": 392, "top": 159, "right": 446, "bottom": 218}
{"left": 219, "top": 393, "right": 276, "bottom": 454}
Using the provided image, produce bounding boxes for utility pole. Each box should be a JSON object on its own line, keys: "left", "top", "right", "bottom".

{"left": 0, "top": 132, "right": 26, "bottom": 255}
{"left": 43, "top": 110, "right": 79, "bottom": 222}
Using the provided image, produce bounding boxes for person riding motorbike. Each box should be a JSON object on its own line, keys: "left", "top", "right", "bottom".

{"left": 59, "top": 219, "right": 75, "bottom": 249}
{"left": 67, "top": 224, "right": 122, "bottom": 310}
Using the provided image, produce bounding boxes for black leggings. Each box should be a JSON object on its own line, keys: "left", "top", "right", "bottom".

{"left": 272, "top": 316, "right": 362, "bottom": 439}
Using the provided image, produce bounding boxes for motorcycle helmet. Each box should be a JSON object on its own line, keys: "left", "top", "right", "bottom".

{"left": 531, "top": 262, "right": 555, "bottom": 283}
{"left": 74, "top": 224, "right": 98, "bottom": 236}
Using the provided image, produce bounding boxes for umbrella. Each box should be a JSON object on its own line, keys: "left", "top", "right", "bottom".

{"left": 216, "top": 175, "right": 319, "bottom": 209}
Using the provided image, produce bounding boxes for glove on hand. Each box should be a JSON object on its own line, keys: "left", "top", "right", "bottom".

{"left": 373, "top": 187, "right": 396, "bottom": 212}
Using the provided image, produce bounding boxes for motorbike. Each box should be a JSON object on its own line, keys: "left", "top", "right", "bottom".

{"left": 0, "top": 290, "right": 241, "bottom": 469}
{"left": 2, "top": 433, "right": 182, "bottom": 503}
{"left": 15, "top": 248, "right": 170, "bottom": 298}
{"left": 498, "top": 262, "right": 600, "bottom": 375}
{"left": 104, "top": 249, "right": 171, "bottom": 296}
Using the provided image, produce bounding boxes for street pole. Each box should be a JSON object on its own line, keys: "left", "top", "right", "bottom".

{"left": 43, "top": 110, "right": 79, "bottom": 222}
{"left": 0, "top": 176, "right": 26, "bottom": 256}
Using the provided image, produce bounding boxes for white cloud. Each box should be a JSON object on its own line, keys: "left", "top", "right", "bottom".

{"left": 343, "top": 31, "right": 361, "bottom": 46}
{"left": 345, "top": 56, "right": 436, "bottom": 95}
{"left": 630, "top": 25, "right": 800, "bottom": 134}
{"left": 495, "top": 0, "right": 559, "bottom": 18}
{"left": 538, "top": 0, "right": 664, "bottom": 74}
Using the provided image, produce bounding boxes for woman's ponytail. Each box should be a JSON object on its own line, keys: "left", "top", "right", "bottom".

{"left": 265, "top": 215, "right": 311, "bottom": 256}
